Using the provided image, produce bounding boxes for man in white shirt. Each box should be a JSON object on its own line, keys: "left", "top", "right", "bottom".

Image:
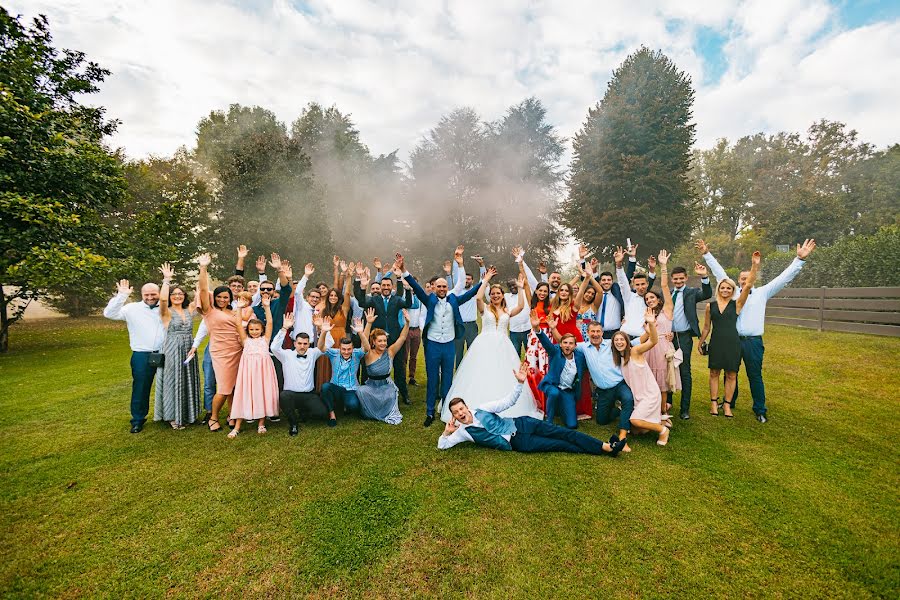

{"left": 454, "top": 257, "right": 486, "bottom": 367}
{"left": 698, "top": 238, "right": 816, "bottom": 423}
{"left": 103, "top": 278, "right": 165, "bottom": 433}
{"left": 615, "top": 245, "right": 652, "bottom": 340}
{"left": 271, "top": 314, "right": 322, "bottom": 437}
{"left": 438, "top": 362, "right": 624, "bottom": 456}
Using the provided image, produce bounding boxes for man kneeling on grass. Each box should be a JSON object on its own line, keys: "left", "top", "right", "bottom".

{"left": 438, "top": 361, "right": 626, "bottom": 456}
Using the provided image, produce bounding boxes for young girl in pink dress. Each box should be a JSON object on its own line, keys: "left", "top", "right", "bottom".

{"left": 228, "top": 296, "right": 279, "bottom": 437}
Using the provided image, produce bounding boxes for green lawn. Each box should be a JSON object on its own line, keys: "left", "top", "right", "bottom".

{"left": 1, "top": 318, "right": 898, "bottom": 598}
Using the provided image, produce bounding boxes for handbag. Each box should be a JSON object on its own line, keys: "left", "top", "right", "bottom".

{"left": 147, "top": 352, "right": 165, "bottom": 368}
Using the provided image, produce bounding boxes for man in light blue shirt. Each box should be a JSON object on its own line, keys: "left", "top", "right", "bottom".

{"left": 699, "top": 238, "right": 816, "bottom": 422}
{"left": 578, "top": 320, "right": 635, "bottom": 446}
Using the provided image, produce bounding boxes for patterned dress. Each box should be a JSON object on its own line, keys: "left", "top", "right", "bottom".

{"left": 526, "top": 303, "right": 551, "bottom": 413}
{"left": 154, "top": 309, "right": 201, "bottom": 426}
{"left": 356, "top": 352, "right": 403, "bottom": 424}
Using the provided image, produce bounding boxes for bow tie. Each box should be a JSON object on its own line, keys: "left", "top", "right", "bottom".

{"left": 296, "top": 354, "right": 307, "bottom": 359}
{"left": 147, "top": 303, "right": 159, "bottom": 309}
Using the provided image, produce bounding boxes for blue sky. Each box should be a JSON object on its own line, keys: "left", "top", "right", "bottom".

{"left": 8, "top": 0, "right": 900, "bottom": 160}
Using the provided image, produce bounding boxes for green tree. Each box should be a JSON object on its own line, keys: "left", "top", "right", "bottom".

{"left": 195, "top": 104, "right": 333, "bottom": 278}
{"left": 0, "top": 9, "right": 126, "bottom": 350}
{"left": 562, "top": 47, "right": 695, "bottom": 259}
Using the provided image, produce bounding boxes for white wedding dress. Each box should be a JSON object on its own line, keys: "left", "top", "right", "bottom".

{"left": 440, "top": 309, "right": 543, "bottom": 422}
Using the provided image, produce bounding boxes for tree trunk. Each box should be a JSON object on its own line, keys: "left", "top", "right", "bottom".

{"left": 1, "top": 289, "right": 9, "bottom": 353}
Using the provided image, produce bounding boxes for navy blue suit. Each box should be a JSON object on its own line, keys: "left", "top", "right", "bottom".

{"left": 407, "top": 273, "right": 483, "bottom": 416}
{"left": 536, "top": 331, "right": 587, "bottom": 429}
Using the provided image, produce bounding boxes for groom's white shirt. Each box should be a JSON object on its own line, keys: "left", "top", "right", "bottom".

{"left": 437, "top": 384, "right": 523, "bottom": 450}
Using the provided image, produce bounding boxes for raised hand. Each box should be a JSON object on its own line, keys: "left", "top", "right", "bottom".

{"left": 751, "top": 250, "right": 761, "bottom": 266}
{"left": 355, "top": 263, "right": 365, "bottom": 277}
{"left": 320, "top": 316, "right": 334, "bottom": 333}
{"left": 694, "top": 262, "right": 708, "bottom": 277}
{"left": 159, "top": 262, "right": 175, "bottom": 281}
{"left": 579, "top": 244, "right": 588, "bottom": 260}
{"left": 402, "top": 308, "right": 410, "bottom": 323}
{"left": 117, "top": 279, "right": 133, "bottom": 295}
{"left": 255, "top": 255, "right": 266, "bottom": 273}
{"left": 657, "top": 249, "right": 670, "bottom": 265}
{"left": 472, "top": 254, "right": 485, "bottom": 267}
{"left": 695, "top": 239, "right": 709, "bottom": 255}
{"left": 529, "top": 309, "right": 541, "bottom": 330}
{"left": 392, "top": 264, "right": 403, "bottom": 279}
{"left": 340, "top": 260, "right": 348, "bottom": 273}
{"left": 546, "top": 313, "right": 559, "bottom": 330}
{"left": 443, "top": 418, "right": 458, "bottom": 435}
{"left": 236, "top": 297, "right": 249, "bottom": 309}
{"left": 269, "top": 253, "right": 282, "bottom": 270}
{"left": 483, "top": 266, "right": 497, "bottom": 283}
{"left": 197, "top": 253, "right": 212, "bottom": 267}
{"left": 513, "top": 360, "right": 529, "bottom": 384}
{"left": 537, "top": 260, "right": 547, "bottom": 274}
{"left": 304, "top": 263, "right": 315, "bottom": 277}
{"left": 333, "top": 255, "right": 340, "bottom": 267}
{"left": 350, "top": 317, "right": 364, "bottom": 334}
{"left": 613, "top": 246, "right": 625, "bottom": 266}
{"left": 590, "top": 257, "right": 599, "bottom": 271}
{"left": 797, "top": 239, "right": 816, "bottom": 260}
{"left": 373, "top": 257, "right": 382, "bottom": 271}
{"left": 313, "top": 313, "right": 323, "bottom": 329}
{"left": 282, "top": 312, "right": 295, "bottom": 330}
{"left": 365, "top": 307, "right": 376, "bottom": 323}
{"left": 261, "top": 295, "right": 271, "bottom": 308}
{"left": 644, "top": 307, "right": 656, "bottom": 324}
{"left": 647, "top": 254, "right": 657, "bottom": 271}
{"left": 237, "top": 245, "right": 249, "bottom": 259}
{"left": 511, "top": 245, "right": 522, "bottom": 259}
{"left": 443, "top": 260, "right": 452, "bottom": 275}
{"left": 395, "top": 252, "right": 405, "bottom": 272}
{"left": 626, "top": 243, "right": 639, "bottom": 258}
{"left": 517, "top": 273, "right": 526, "bottom": 288}
{"left": 583, "top": 260, "right": 594, "bottom": 277}
{"left": 281, "top": 262, "right": 293, "bottom": 280}
{"left": 454, "top": 245, "right": 464, "bottom": 263}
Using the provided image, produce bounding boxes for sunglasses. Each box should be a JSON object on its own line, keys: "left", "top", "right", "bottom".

{"left": 260, "top": 287, "right": 275, "bottom": 293}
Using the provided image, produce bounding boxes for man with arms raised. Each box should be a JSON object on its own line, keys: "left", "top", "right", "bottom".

{"left": 104, "top": 278, "right": 165, "bottom": 433}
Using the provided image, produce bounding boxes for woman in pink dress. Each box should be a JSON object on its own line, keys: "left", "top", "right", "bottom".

{"left": 611, "top": 308, "right": 671, "bottom": 448}
{"left": 228, "top": 296, "right": 279, "bottom": 437}
{"left": 643, "top": 250, "right": 681, "bottom": 417}
{"left": 197, "top": 254, "right": 243, "bottom": 433}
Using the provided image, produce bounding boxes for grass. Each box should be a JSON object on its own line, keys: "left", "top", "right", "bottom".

{"left": 1, "top": 318, "right": 898, "bottom": 598}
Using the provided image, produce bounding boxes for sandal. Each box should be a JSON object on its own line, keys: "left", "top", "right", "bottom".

{"left": 710, "top": 398, "right": 720, "bottom": 416}
{"left": 170, "top": 421, "right": 185, "bottom": 430}
{"left": 257, "top": 425, "right": 267, "bottom": 435}
{"left": 227, "top": 429, "right": 239, "bottom": 439}
{"left": 228, "top": 420, "right": 236, "bottom": 430}
{"left": 722, "top": 400, "right": 734, "bottom": 418}
{"left": 657, "top": 427, "right": 671, "bottom": 446}
{"left": 208, "top": 419, "right": 222, "bottom": 432}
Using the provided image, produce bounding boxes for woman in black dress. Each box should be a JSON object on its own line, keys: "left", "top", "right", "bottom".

{"left": 699, "top": 251, "right": 759, "bottom": 417}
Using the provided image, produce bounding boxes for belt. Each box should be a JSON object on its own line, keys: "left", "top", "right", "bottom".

{"left": 367, "top": 373, "right": 390, "bottom": 381}
{"left": 739, "top": 335, "right": 762, "bottom": 340}
{"left": 674, "top": 330, "right": 691, "bottom": 335}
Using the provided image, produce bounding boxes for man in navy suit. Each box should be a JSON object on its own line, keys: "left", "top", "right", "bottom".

{"left": 532, "top": 313, "right": 588, "bottom": 429}
{"left": 398, "top": 253, "right": 493, "bottom": 427}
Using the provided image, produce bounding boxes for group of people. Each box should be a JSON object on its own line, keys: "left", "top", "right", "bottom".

{"left": 104, "top": 236, "right": 816, "bottom": 457}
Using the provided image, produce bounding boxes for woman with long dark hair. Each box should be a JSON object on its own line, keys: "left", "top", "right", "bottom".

{"left": 197, "top": 253, "right": 243, "bottom": 432}
{"left": 524, "top": 275, "right": 552, "bottom": 415}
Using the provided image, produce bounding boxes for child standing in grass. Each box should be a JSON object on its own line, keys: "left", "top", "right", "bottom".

{"left": 229, "top": 296, "right": 279, "bottom": 437}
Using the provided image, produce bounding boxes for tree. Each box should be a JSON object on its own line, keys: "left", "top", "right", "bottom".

{"left": 0, "top": 9, "right": 126, "bottom": 351}
{"left": 562, "top": 47, "right": 695, "bottom": 258}
{"left": 195, "top": 104, "right": 333, "bottom": 277}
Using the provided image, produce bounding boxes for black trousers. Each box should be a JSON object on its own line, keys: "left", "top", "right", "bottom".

{"left": 674, "top": 331, "right": 694, "bottom": 415}
{"left": 279, "top": 390, "right": 326, "bottom": 426}
{"left": 392, "top": 343, "right": 409, "bottom": 401}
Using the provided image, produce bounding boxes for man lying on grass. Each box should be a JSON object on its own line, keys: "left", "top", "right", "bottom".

{"left": 438, "top": 361, "right": 626, "bottom": 456}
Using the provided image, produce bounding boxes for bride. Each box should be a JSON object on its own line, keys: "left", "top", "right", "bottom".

{"left": 440, "top": 271, "right": 543, "bottom": 422}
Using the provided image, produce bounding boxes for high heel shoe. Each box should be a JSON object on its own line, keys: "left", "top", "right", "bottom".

{"left": 710, "top": 398, "right": 720, "bottom": 416}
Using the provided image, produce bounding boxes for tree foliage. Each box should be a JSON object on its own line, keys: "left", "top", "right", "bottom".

{"left": 562, "top": 47, "right": 695, "bottom": 259}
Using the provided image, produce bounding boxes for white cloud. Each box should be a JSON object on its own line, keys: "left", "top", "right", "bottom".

{"left": 6, "top": 0, "right": 898, "bottom": 162}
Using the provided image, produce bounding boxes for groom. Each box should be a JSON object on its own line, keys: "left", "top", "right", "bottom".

{"left": 438, "top": 362, "right": 625, "bottom": 456}
{"left": 400, "top": 250, "right": 491, "bottom": 427}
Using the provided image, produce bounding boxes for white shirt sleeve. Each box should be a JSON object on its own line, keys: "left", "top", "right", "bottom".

{"left": 251, "top": 273, "right": 267, "bottom": 306}
{"left": 270, "top": 328, "right": 288, "bottom": 360}
{"left": 521, "top": 259, "right": 539, "bottom": 292}
{"left": 702, "top": 252, "right": 729, "bottom": 283}
{"left": 451, "top": 263, "right": 467, "bottom": 296}
{"left": 192, "top": 319, "right": 208, "bottom": 349}
{"left": 480, "top": 383, "right": 524, "bottom": 414}
{"left": 437, "top": 426, "right": 474, "bottom": 450}
{"left": 616, "top": 266, "right": 634, "bottom": 301}
{"left": 103, "top": 292, "right": 129, "bottom": 321}
{"left": 759, "top": 257, "right": 806, "bottom": 300}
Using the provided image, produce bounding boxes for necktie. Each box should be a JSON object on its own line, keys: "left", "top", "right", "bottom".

{"left": 672, "top": 289, "right": 680, "bottom": 302}
{"left": 600, "top": 292, "right": 608, "bottom": 328}
{"left": 383, "top": 297, "right": 389, "bottom": 314}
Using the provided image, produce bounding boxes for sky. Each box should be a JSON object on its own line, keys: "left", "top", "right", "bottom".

{"left": 8, "top": 0, "right": 900, "bottom": 164}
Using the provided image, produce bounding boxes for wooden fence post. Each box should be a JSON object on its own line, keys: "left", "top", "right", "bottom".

{"left": 818, "top": 287, "right": 826, "bottom": 331}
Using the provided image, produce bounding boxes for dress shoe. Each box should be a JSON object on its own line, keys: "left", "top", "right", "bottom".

{"left": 402, "top": 396, "right": 412, "bottom": 406}
{"left": 679, "top": 412, "right": 690, "bottom": 420}
{"left": 328, "top": 418, "right": 337, "bottom": 428}
{"left": 268, "top": 415, "right": 281, "bottom": 422}
{"left": 130, "top": 424, "right": 143, "bottom": 434}
{"left": 756, "top": 414, "right": 768, "bottom": 423}
{"left": 423, "top": 415, "right": 435, "bottom": 427}
{"left": 288, "top": 425, "right": 299, "bottom": 436}
{"left": 408, "top": 379, "right": 419, "bottom": 386}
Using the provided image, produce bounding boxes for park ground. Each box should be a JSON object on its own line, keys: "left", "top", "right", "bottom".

{"left": 1, "top": 318, "right": 898, "bottom": 598}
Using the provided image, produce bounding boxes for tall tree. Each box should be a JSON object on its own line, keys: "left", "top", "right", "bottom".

{"left": 562, "top": 47, "right": 695, "bottom": 258}
{"left": 195, "top": 104, "right": 333, "bottom": 277}
{"left": 0, "top": 9, "right": 126, "bottom": 350}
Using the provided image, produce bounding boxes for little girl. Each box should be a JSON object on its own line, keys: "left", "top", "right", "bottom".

{"left": 237, "top": 291, "right": 255, "bottom": 326}
{"left": 229, "top": 296, "right": 279, "bottom": 437}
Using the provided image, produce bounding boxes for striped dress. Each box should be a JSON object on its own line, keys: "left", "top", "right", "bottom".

{"left": 154, "top": 310, "right": 201, "bottom": 426}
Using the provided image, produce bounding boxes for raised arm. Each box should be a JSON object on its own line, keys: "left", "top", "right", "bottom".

{"left": 332, "top": 255, "right": 341, "bottom": 290}
{"left": 696, "top": 239, "right": 728, "bottom": 283}
{"left": 695, "top": 262, "right": 713, "bottom": 301}
{"left": 508, "top": 275, "right": 527, "bottom": 317}
{"left": 634, "top": 308, "right": 659, "bottom": 356}
{"left": 235, "top": 244, "right": 249, "bottom": 275}
{"left": 388, "top": 310, "right": 411, "bottom": 357}
{"left": 759, "top": 239, "right": 815, "bottom": 299}
{"left": 614, "top": 246, "right": 634, "bottom": 301}
{"left": 359, "top": 308, "right": 375, "bottom": 353}
{"left": 197, "top": 253, "right": 211, "bottom": 314}
{"left": 735, "top": 252, "right": 760, "bottom": 313}
{"left": 481, "top": 362, "right": 529, "bottom": 414}
{"left": 531, "top": 311, "right": 558, "bottom": 351}
{"left": 234, "top": 297, "right": 248, "bottom": 344}
{"left": 450, "top": 245, "right": 466, "bottom": 295}
{"left": 261, "top": 296, "right": 274, "bottom": 339}
{"left": 318, "top": 316, "right": 334, "bottom": 351}
{"left": 657, "top": 250, "right": 674, "bottom": 320}
{"left": 103, "top": 279, "right": 132, "bottom": 320}
{"left": 158, "top": 262, "right": 174, "bottom": 321}
{"left": 272, "top": 312, "right": 294, "bottom": 359}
